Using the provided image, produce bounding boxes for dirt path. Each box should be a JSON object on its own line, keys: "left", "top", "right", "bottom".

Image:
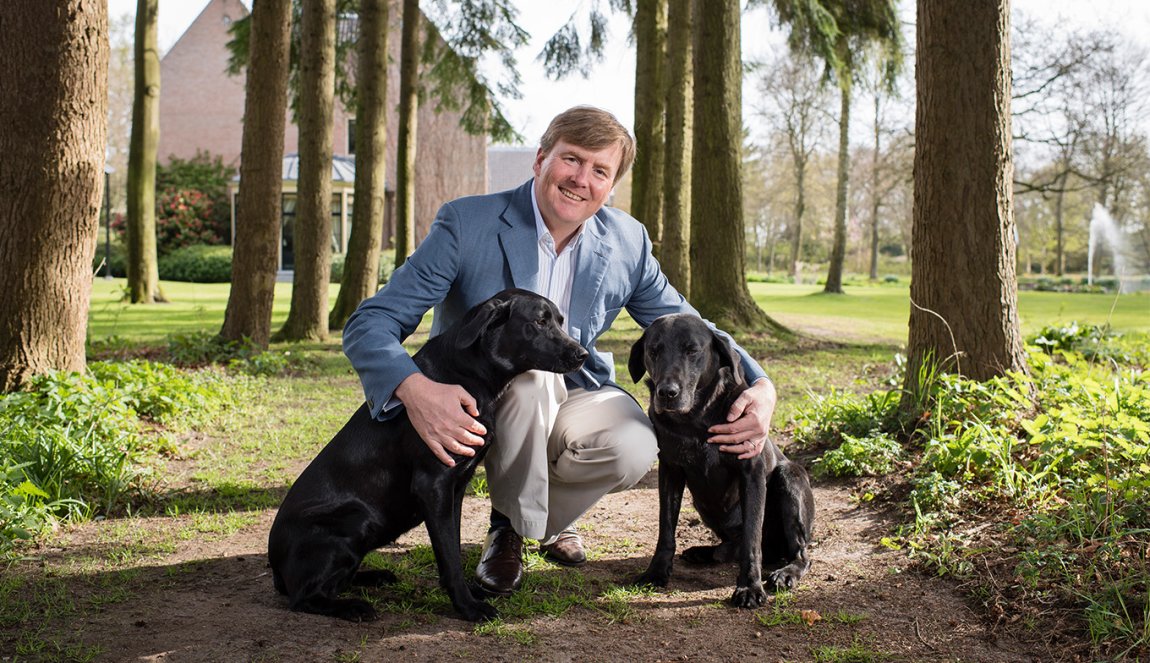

{"left": 4, "top": 451, "right": 1056, "bottom": 663}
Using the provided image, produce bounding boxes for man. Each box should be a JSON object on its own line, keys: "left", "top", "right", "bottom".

{"left": 343, "top": 106, "right": 776, "bottom": 596}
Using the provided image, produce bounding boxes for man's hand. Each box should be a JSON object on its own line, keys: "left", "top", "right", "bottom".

{"left": 706, "top": 378, "right": 777, "bottom": 460}
{"left": 395, "top": 372, "right": 487, "bottom": 467}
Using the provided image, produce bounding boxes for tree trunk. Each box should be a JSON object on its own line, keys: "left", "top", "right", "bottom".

{"left": 660, "top": 0, "right": 692, "bottom": 294}
{"left": 824, "top": 76, "right": 851, "bottom": 294}
{"left": 0, "top": 1, "right": 108, "bottom": 390}
{"left": 126, "top": 0, "right": 164, "bottom": 304}
{"left": 689, "top": 0, "right": 779, "bottom": 333}
{"left": 869, "top": 92, "right": 881, "bottom": 281}
{"left": 788, "top": 153, "right": 806, "bottom": 281}
{"left": 633, "top": 0, "right": 668, "bottom": 250}
{"left": 278, "top": 0, "right": 336, "bottom": 342}
{"left": 329, "top": 0, "right": 389, "bottom": 330}
{"left": 905, "top": 0, "right": 1027, "bottom": 405}
{"left": 394, "top": 0, "right": 419, "bottom": 268}
{"left": 220, "top": 0, "right": 292, "bottom": 349}
{"left": 1053, "top": 169, "right": 1067, "bottom": 276}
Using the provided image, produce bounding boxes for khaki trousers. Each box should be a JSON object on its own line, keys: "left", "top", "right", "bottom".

{"left": 485, "top": 371, "right": 658, "bottom": 540}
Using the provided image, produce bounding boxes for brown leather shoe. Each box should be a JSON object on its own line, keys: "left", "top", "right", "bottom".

{"left": 475, "top": 526, "right": 524, "bottom": 595}
{"left": 539, "top": 528, "right": 586, "bottom": 567}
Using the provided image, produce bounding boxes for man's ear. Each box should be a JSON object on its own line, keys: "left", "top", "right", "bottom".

{"left": 457, "top": 298, "right": 511, "bottom": 347}
{"left": 628, "top": 331, "right": 648, "bottom": 383}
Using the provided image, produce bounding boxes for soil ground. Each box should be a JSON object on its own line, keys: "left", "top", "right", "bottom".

{"left": 2, "top": 435, "right": 1057, "bottom": 663}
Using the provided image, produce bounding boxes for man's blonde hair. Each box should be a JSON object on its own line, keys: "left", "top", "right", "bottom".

{"left": 539, "top": 106, "right": 636, "bottom": 183}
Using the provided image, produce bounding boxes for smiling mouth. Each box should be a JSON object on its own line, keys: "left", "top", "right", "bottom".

{"left": 559, "top": 187, "right": 585, "bottom": 202}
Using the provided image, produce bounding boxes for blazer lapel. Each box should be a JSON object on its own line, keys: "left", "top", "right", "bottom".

{"left": 568, "top": 213, "right": 613, "bottom": 334}
{"left": 499, "top": 181, "right": 539, "bottom": 290}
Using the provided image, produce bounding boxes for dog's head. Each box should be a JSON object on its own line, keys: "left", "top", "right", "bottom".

{"left": 456, "top": 288, "right": 588, "bottom": 375}
{"left": 628, "top": 314, "right": 744, "bottom": 415}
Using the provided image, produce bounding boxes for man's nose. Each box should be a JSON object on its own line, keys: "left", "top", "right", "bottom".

{"left": 569, "top": 163, "right": 592, "bottom": 187}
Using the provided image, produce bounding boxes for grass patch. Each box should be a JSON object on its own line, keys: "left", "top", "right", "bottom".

{"left": 810, "top": 637, "right": 889, "bottom": 662}
{"left": 799, "top": 325, "right": 1150, "bottom": 659}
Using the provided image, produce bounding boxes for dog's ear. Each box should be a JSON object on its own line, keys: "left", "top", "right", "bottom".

{"left": 457, "top": 298, "right": 512, "bottom": 347}
{"left": 628, "top": 330, "right": 648, "bottom": 383}
{"left": 711, "top": 331, "right": 745, "bottom": 381}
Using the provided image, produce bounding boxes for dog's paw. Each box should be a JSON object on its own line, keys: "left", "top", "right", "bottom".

{"left": 681, "top": 545, "right": 717, "bottom": 565}
{"left": 456, "top": 599, "right": 499, "bottom": 622}
{"left": 352, "top": 569, "right": 397, "bottom": 587}
{"left": 629, "top": 568, "right": 671, "bottom": 588}
{"left": 729, "top": 583, "right": 768, "bottom": 609}
{"left": 328, "top": 598, "right": 379, "bottom": 622}
{"left": 767, "top": 565, "right": 804, "bottom": 591}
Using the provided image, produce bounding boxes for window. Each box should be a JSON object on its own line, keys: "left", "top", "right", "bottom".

{"left": 347, "top": 119, "right": 356, "bottom": 155}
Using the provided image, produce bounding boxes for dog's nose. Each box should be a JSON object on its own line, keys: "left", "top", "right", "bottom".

{"left": 656, "top": 383, "right": 680, "bottom": 401}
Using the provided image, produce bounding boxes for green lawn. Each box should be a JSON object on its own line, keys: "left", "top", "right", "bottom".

{"left": 749, "top": 282, "right": 1148, "bottom": 344}
{"left": 87, "top": 278, "right": 1148, "bottom": 346}
{"left": 87, "top": 279, "right": 343, "bottom": 343}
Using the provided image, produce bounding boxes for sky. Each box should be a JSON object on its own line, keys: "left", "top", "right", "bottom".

{"left": 106, "top": 0, "right": 1150, "bottom": 145}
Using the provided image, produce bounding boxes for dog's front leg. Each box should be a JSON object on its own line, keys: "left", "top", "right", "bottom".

{"left": 632, "top": 458, "right": 687, "bottom": 587}
{"left": 414, "top": 475, "right": 498, "bottom": 622}
{"left": 731, "top": 456, "right": 768, "bottom": 608}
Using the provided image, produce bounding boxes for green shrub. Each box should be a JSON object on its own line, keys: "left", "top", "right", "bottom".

{"left": 87, "top": 360, "right": 230, "bottom": 429}
{"left": 166, "top": 330, "right": 290, "bottom": 376}
{"left": 813, "top": 432, "right": 904, "bottom": 478}
{"left": 155, "top": 188, "right": 228, "bottom": 253}
{"left": 158, "top": 245, "right": 233, "bottom": 283}
{"left": 1028, "top": 322, "right": 1145, "bottom": 365}
{"left": 898, "top": 331, "right": 1150, "bottom": 657}
{"left": 0, "top": 361, "right": 246, "bottom": 556}
{"left": 792, "top": 388, "right": 900, "bottom": 447}
{"left": 156, "top": 150, "right": 235, "bottom": 247}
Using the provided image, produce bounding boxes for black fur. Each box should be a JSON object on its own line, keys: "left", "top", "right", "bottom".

{"left": 268, "top": 289, "right": 588, "bottom": 622}
{"left": 627, "top": 314, "right": 814, "bottom": 607}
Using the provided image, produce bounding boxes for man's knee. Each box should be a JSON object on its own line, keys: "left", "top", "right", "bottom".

{"left": 560, "top": 418, "right": 656, "bottom": 491}
{"left": 609, "top": 419, "right": 659, "bottom": 490}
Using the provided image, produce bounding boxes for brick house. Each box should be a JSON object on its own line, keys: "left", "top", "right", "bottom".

{"left": 159, "top": 0, "right": 487, "bottom": 270}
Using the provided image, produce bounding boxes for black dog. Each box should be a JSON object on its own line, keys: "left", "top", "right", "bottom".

{"left": 268, "top": 289, "right": 588, "bottom": 622}
{"left": 628, "top": 314, "right": 814, "bottom": 607}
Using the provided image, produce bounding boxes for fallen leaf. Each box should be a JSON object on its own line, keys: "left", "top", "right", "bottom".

{"left": 800, "top": 609, "right": 822, "bottom": 626}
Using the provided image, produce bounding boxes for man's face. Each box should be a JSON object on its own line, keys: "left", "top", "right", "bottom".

{"left": 532, "top": 139, "right": 622, "bottom": 231}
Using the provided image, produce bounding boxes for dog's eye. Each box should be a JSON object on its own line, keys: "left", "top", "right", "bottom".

{"left": 535, "top": 318, "right": 548, "bottom": 327}
{"left": 685, "top": 346, "right": 701, "bottom": 356}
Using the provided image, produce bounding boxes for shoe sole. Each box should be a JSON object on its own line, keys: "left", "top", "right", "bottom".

{"left": 540, "top": 550, "right": 587, "bottom": 567}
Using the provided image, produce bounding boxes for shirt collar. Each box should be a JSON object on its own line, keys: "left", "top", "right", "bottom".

{"left": 530, "top": 179, "right": 588, "bottom": 254}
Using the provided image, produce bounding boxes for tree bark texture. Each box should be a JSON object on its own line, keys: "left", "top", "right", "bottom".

{"left": 279, "top": 0, "right": 336, "bottom": 341}
{"left": 688, "top": 0, "right": 773, "bottom": 332}
{"left": 660, "top": 0, "right": 692, "bottom": 294}
{"left": 633, "top": 0, "right": 668, "bottom": 249}
{"left": 220, "top": 0, "right": 292, "bottom": 348}
{"left": 869, "top": 92, "right": 881, "bottom": 281}
{"left": 788, "top": 147, "right": 807, "bottom": 281}
{"left": 126, "top": 0, "right": 163, "bottom": 303}
{"left": 906, "top": 0, "right": 1027, "bottom": 395}
{"left": 394, "top": 0, "right": 420, "bottom": 268}
{"left": 0, "top": 1, "right": 108, "bottom": 390}
{"left": 329, "top": 0, "right": 389, "bottom": 330}
{"left": 824, "top": 77, "right": 851, "bottom": 293}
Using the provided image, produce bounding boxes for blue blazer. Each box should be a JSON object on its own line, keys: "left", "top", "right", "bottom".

{"left": 343, "top": 179, "right": 768, "bottom": 420}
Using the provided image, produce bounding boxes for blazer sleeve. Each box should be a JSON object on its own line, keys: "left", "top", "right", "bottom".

{"left": 342, "top": 202, "right": 463, "bottom": 419}
{"left": 623, "top": 225, "right": 769, "bottom": 385}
